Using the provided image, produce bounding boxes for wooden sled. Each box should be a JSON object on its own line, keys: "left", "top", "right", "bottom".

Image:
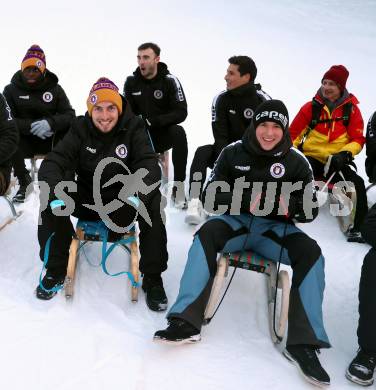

{"left": 64, "top": 221, "right": 140, "bottom": 302}
{"left": 0, "top": 182, "right": 22, "bottom": 231}
{"left": 30, "top": 154, "right": 47, "bottom": 181}
{"left": 204, "top": 251, "right": 290, "bottom": 344}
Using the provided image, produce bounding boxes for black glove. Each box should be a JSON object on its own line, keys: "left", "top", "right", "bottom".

{"left": 328, "top": 151, "right": 352, "bottom": 173}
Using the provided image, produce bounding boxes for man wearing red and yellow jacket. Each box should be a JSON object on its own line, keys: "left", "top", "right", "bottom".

{"left": 290, "top": 65, "right": 367, "bottom": 242}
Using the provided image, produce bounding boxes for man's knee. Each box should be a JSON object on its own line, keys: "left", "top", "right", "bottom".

{"left": 168, "top": 125, "right": 187, "bottom": 141}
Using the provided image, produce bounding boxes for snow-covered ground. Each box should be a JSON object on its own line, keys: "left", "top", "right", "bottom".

{"left": 1, "top": 1, "right": 376, "bottom": 389}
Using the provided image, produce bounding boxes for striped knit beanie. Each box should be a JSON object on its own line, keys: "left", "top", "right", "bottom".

{"left": 21, "top": 45, "right": 46, "bottom": 73}
{"left": 87, "top": 77, "right": 123, "bottom": 116}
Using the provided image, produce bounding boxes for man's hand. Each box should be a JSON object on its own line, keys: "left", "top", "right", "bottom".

{"left": 31, "top": 120, "right": 53, "bottom": 140}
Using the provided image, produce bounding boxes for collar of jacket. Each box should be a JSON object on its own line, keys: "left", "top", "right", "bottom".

{"left": 133, "top": 62, "right": 169, "bottom": 82}
{"left": 228, "top": 82, "right": 256, "bottom": 97}
{"left": 11, "top": 69, "right": 58, "bottom": 91}
{"left": 315, "top": 88, "right": 352, "bottom": 110}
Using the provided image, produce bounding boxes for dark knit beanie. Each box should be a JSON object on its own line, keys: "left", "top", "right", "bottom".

{"left": 322, "top": 65, "right": 349, "bottom": 92}
{"left": 253, "top": 99, "right": 289, "bottom": 132}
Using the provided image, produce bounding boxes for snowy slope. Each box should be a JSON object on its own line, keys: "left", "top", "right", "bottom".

{"left": 1, "top": 1, "right": 376, "bottom": 389}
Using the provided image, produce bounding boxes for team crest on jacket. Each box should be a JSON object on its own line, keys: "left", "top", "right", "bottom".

{"left": 154, "top": 90, "right": 163, "bottom": 99}
{"left": 115, "top": 144, "right": 128, "bottom": 158}
{"left": 270, "top": 163, "right": 285, "bottom": 178}
{"left": 43, "top": 92, "right": 53, "bottom": 102}
{"left": 243, "top": 108, "right": 254, "bottom": 119}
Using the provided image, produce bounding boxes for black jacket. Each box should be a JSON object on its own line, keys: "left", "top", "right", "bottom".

{"left": 211, "top": 83, "right": 270, "bottom": 156}
{"left": 124, "top": 62, "right": 187, "bottom": 130}
{"left": 0, "top": 93, "right": 18, "bottom": 172}
{"left": 365, "top": 111, "right": 376, "bottom": 181}
{"left": 38, "top": 101, "right": 161, "bottom": 208}
{"left": 3, "top": 69, "right": 75, "bottom": 137}
{"left": 202, "top": 129, "right": 317, "bottom": 223}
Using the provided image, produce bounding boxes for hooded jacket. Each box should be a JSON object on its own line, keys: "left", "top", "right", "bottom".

{"left": 211, "top": 82, "right": 270, "bottom": 156}
{"left": 3, "top": 69, "right": 75, "bottom": 137}
{"left": 38, "top": 100, "right": 160, "bottom": 209}
{"left": 0, "top": 93, "right": 18, "bottom": 173}
{"left": 124, "top": 62, "right": 187, "bottom": 130}
{"left": 289, "top": 90, "right": 364, "bottom": 164}
{"left": 202, "top": 124, "right": 317, "bottom": 223}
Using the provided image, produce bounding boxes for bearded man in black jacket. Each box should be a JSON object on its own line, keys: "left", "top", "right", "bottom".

{"left": 124, "top": 42, "right": 188, "bottom": 208}
{"left": 0, "top": 93, "right": 18, "bottom": 195}
{"left": 155, "top": 100, "right": 331, "bottom": 387}
{"left": 3, "top": 44, "right": 75, "bottom": 203}
{"left": 185, "top": 56, "right": 270, "bottom": 225}
{"left": 36, "top": 78, "right": 169, "bottom": 312}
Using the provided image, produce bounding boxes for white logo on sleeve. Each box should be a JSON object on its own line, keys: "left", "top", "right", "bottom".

{"left": 86, "top": 146, "right": 97, "bottom": 154}
{"left": 235, "top": 165, "right": 250, "bottom": 171}
{"left": 43, "top": 92, "right": 53, "bottom": 102}
{"left": 116, "top": 144, "right": 128, "bottom": 158}
{"left": 270, "top": 163, "right": 285, "bottom": 178}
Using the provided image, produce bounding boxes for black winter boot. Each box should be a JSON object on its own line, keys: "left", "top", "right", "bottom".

{"left": 346, "top": 349, "right": 376, "bottom": 386}
{"left": 284, "top": 344, "right": 330, "bottom": 386}
{"left": 36, "top": 268, "right": 66, "bottom": 300}
{"left": 142, "top": 274, "right": 168, "bottom": 311}
{"left": 13, "top": 174, "right": 33, "bottom": 203}
{"left": 154, "top": 317, "right": 201, "bottom": 344}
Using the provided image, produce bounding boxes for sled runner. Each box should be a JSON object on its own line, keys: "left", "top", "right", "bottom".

{"left": 29, "top": 154, "right": 46, "bottom": 181}
{"left": 0, "top": 182, "right": 22, "bottom": 231}
{"left": 64, "top": 220, "right": 140, "bottom": 301}
{"left": 316, "top": 169, "right": 356, "bottom": 236}
{"left": 203, "top": 251, "right": 290, "bottom": 344}
{"left": 158, "top": 150, "right": 170, "bottom": 184}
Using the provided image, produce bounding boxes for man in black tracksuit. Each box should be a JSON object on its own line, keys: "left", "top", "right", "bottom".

{"left": 123, "top": 42, "right": 188, "bottom": 208}
{"left": 155, "top": 100, "right": 331, "bottom": 387}
{"left": 346, "top": 204, "right": 376, "bottom": 385}
{"left": 0, "top": 93, "right": 18, "bottom": 195}
{"left": 36, "top": 78, "right": 168, "bottom": 312}
{"left": 185, "top": 56, "right": 270, "bottom": 225}
{"left": 3, "top": 44, "right": 75, "bottom": 202}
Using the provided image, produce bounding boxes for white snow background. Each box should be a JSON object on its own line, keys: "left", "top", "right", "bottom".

{"left": 1, "top": 1, "right": 376, "bottom": 389}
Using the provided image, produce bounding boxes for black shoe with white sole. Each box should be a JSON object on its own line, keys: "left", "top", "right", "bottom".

{"left": 142, "top": 274, "right": 168, "bottom": 312}
{"left": 346, "top": 349, "right": 376, "bottom": 386}
{"left": 154, "top": 318, "right": 201, "bottom": 344}
{"left": 284, "top": 344, "right": 330, "bottom": 387}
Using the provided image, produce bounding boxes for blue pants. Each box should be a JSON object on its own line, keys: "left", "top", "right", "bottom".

{"left": 168, "top": 214, "right": 330, "bottom": 348}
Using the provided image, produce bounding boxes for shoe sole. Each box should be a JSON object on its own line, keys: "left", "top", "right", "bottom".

{"left": 153, "top": 334, "right": 201, "bottom": 345}
{"left": 146, "top": 301, "right": 168, "bottom": 312}
{"left": 345, "top": 369, "right": 374, "bottom": 386}
{"left": 35, "top": 288, "right": 57, "bottom": 300}
{"left": 283, "top": 350, "right": 330, "bottom": 388}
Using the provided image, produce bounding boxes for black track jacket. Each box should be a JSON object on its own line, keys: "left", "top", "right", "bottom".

{"left": 124, "top": 62, "right": 187, "bottom": 130}
{"left": 0, "top": 93, "right": 18, "bottom": 172}
{"left": 38, "top": 102, "right": 160, "bottom": 208}
{"left": 211, "top": 83, "right": 270, "bottom": 156}
{"left": 202, "top": 131, "right": 318, "bottom": 223}
{"left": 3, "top": 70, "right": 75, "bottom": 137}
